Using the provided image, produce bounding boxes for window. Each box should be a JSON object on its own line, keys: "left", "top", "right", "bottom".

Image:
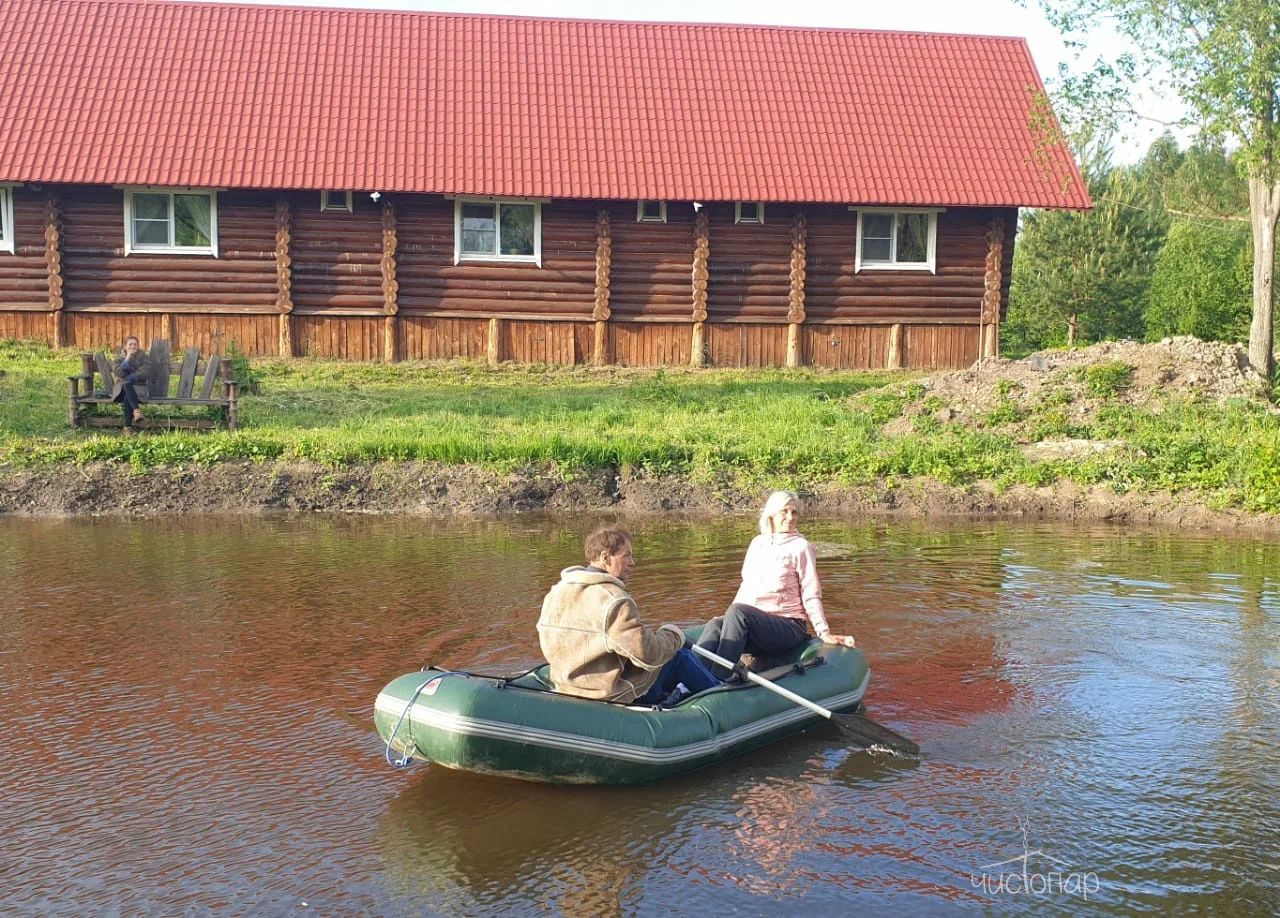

{"left": 636, "top": 200, "right": 667, "bottom": 223}
{"left": 854, "top": 209, "right": 938, "bottom": 272}
{"left": 320, "top": 191, "right": 353, "bottom": 213}
{"left": 454, "top": 199, "right": 541, "bottom": 265}
{"left": 125, "top": 189, "right": 217, "bottom": 255}
{"left": 0, "top": 186, "right": 12, "bottom": 254}
{"left": 735, "top": 202, "right": 764, "bottom": 225}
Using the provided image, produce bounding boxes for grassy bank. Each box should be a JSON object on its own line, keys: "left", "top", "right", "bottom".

{"left": 2, "top": 338, "right": 1279, "bottom": 513}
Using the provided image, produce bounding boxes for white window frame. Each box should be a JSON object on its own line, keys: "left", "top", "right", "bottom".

{"left": 636, "top": 200, "right": 667, "bottom": 223}
{"left": 735, "top": 201, "right": 764, "bottom": 225}
{"left": 320, "top": 190, "right": 353, "bottom": 213}
{"left": 0, "top": 185, "right": 13, "bottom": 254}
{"left": 123, "top": 187, "right": 219, "bottom": 256}
{"left": 852, "top": 207, "right": 941, "bottom": 273}
{"left": 453, "top": 198, "right": 543, "bottom": 266}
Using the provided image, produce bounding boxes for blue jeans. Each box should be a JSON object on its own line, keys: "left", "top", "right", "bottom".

{"left": 637, "top": 648, "right": 721, "bottom": 704}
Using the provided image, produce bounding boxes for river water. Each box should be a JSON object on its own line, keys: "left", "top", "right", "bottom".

{"left": 1, "top": 514, "right": 1276, "bottom": 915}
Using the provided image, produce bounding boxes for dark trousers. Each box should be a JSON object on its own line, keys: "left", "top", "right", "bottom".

{"left": 114, "top": 381, "right": 141, "bottom": 426}
{"left": 695, "top": 602, "right": 808, "bottom": 679}
{"left": 637, "top": 648, "right": 722, "bottom": 704}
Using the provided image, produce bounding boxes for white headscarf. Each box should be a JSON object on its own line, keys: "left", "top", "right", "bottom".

{"left": 758, "top": 490, "right": 800, "bottom": 536}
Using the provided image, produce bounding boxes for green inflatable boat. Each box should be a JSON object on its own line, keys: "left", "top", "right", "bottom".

{"left": 374, "top": 639, "right": 871, "bottom": 785}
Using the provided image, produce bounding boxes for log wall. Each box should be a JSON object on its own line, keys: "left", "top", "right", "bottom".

{"left": 0, "top": 183, "right": 1018, "bottom": 370}
{"left": 290, "top": 191, "right": 384, "bottom": 314}
{"left": 60, "top": 188, "right": 277, "bottom": 313}
{"left": 704, "top": 202, "right": 798, "bottom": 322}
{"left": 607, "top": 201, "right": 696, "bottom": 320}
{"left": 396, "top": 196, "right": 596, "bottom": 317}
{"left": 0, "top": 188, "right": 51, "bottom": 311}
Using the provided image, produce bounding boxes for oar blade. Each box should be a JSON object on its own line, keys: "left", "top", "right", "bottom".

{"left": 832, "top": 713, "right": 920, "bottom": 757}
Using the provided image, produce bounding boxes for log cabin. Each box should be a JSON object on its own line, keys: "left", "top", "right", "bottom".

{"left": 0, "top": 0, "right": 1090, "bottom": 369}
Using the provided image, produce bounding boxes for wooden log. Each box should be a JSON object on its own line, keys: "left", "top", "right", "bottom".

{"left": 690, "top": 321, "right": 706, "bottom": 368}
{"left": 691, "top": 210, "right": 709, "bottom": 328}
{"left": 786, "top": 321, "right": 801, "bottom": 369}
{"left": 383, "top": 314, "right": 397, "bottom": 364}
{"left": 886, "top": 323, "right": 903, "bottom": 369}
{"left": 67, "top": 375, "right": 81, "bottom": 427}
{"left": 381, "top": 197, "right": 399, "bottom": 316}
{"left": 44, "top": 193, "right": 65, "bottom": 346}
{"left": 279, "top": 313, "right": 293, "bottom": 358}
{"left": 980, "top": 217, "right": 1005, "bottom": 359}
{"left": 380, "top": 197, "right": 399, "bottom": 364}
{"left": 225, "top": 369, "right": 239, "bottom": 431}
{"left": 592, "top": 319, "right": 608, "bottom": 367}
{"left": 593, "top": 207, "right": 612, "bottom": 320}
{"left": 487, "top": 317, "right": 500, "bottom": 365}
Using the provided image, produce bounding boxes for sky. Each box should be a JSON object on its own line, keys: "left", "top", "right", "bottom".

{"left": 208, "top": 0, "right": 1185, "bottom": 162}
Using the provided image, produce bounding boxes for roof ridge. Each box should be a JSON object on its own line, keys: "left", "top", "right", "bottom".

{"left": 45, "top": 0, "right": 1034, "bottom": 44}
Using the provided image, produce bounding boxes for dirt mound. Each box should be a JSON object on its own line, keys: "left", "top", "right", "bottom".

{"left": 887, "top": 337, "right": 1270, "bottom": 435}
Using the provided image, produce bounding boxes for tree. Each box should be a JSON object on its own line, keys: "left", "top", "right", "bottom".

{"left": 1140, "top": 136, "right": 1254, "bottom": 342}
{"left": 1027, "top": 0, "right": 1280, "bottom": 377}
{"left": 1147, "top": 220, "right": 1253, "bottom": 341}
{"left": 1006, "top": 142, "right": 1167, "bottom": 353}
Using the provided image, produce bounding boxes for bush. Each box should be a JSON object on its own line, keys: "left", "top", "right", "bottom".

{"left": 1082, "top": 362, "right": 1134, "bottom": 398}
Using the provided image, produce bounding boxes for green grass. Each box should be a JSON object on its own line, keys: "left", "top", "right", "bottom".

{"left": 3, "top": 338, "right": 1279, "bottom": 512}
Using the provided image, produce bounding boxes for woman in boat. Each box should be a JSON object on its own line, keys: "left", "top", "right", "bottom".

{"left": 111, "top": 335, "right": 150, "bottom": 431}
{"left": 696, "top": 491, "right": 856, "bottom": 680}
{"left": 538, "top": 526, "right": 721, "bottom": 705}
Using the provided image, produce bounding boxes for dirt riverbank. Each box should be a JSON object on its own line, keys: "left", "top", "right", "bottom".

{"left": 2, "top": 458, "right": 1278, "bottom": 533}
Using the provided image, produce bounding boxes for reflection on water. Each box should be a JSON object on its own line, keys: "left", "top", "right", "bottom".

{"left": 1, "top": 515, "right": 1276, "bottom": 914}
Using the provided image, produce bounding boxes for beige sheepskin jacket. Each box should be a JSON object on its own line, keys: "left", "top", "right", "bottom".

{"left": 537, "top": 566, "right": 683, "bottom": 703}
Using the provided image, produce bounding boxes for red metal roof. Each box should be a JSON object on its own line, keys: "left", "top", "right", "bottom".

{"left": 0, "top": 0, "right": 1091, "bottom": 208}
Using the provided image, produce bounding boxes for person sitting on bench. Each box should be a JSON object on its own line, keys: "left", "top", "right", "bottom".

{"left": 112, "top": 335, "right": 150, "bottom": 431}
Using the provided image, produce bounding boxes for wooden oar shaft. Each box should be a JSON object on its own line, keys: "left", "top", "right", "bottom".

{"left": 690, "top": 643, "right": 835, "bottom": 720}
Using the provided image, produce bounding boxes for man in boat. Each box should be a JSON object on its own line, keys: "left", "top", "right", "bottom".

{"left": 538, "top": 526, "right": 721, "bottom": 705}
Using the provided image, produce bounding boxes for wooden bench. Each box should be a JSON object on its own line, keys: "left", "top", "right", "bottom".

{"left": 68, "top": 338, "right": 239, "bottom": 430}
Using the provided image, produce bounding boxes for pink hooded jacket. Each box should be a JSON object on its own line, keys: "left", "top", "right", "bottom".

{"left": 732, "top": 532, "right": 829, "bottom": 635}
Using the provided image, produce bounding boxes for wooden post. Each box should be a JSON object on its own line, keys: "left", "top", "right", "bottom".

{"left": 380, "top": 196, "right": 399, "bottom": 362}
{"left": 690, "top": 208, "right": 710, "bottom": 367}
{"left": 786, "top": 211, "right": 807, "bottom": 368}
{"left": 886, "top": 323, "right": 903, "bottom": 369}
{"left": 487, "top": 317, "right": 501, "bottom": 365}
{"left": 592, "top": 207, "right": 612, "bottom": 366}
{"left": 275, "top": 197, "right": 294, "bottom": 357}
{"left": 980, "top": 217, "right": 1005, "bottom": 360}
{"left": 44, "top": 193, "right": 64, "bottom": 348}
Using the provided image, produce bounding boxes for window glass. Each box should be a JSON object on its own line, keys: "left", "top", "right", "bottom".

{"left": 133, "top": 193, "right": 169, "bottom": 221}
{"left": 322, "top": 191, "right": 351, "bottom": 212}
{"left": 639, "top": 200, "right": 664, "bottom": 221}
{"left": 174, "top": 194, "right": 212, "bottom": 247}
{"left": 739, "top": 202, "right": 762, "bottom": 223}
{"left": 896, "top": 213, "right": 929, "bottom": 263}
{"left": 0, "top": 189, "right": 7, "bottom": 242}
{"left": 499, "top": 204, "right": 535, "bottom": 256}
{"left": 461, "top": 204, "right": 496, "bottom": 254}
{"left": 861, "top": 214, "right": 893, "bottom": 261}
{"left": 132, "top": 192, "right": 171, "bottom": 246}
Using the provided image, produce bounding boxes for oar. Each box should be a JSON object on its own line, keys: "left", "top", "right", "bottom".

{"left": 690, "top": 643, "right": 920, "bottom": 757}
